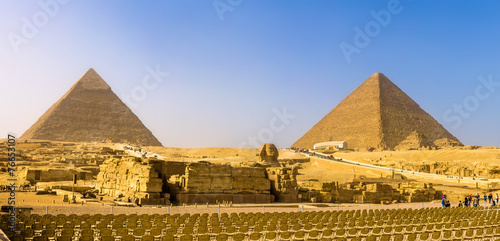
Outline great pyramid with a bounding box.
[292,73,462,150]
[21,68,163,146]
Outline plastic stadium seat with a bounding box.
[33,237,49,241]
[279,231,292,240]
[180,234,193,241]
[150,228,162,236]
[122,235,135,241]
[195,234,209,241]
[322,229,333,238]
[141,235,154,241]
[431,231,441,240]
[249,233,261,240]
[365,236,376,241]
[56,236,72,241]
[265,232,277,240]
[101,236,114,241]
[419,232,430,240]
[233,233,246,241]
[41,229,55,237]
[80,236,93,241]
[380,235,391,241]
[161,234,175,241]
[213,234,227,241]
[294,230,305,239]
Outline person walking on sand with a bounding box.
[488,193,493,203]
[496,193,499,204]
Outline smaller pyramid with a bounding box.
[21,68,163,146]
[394,131,432,151]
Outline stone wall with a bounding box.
[174,162,274,204]
[96,157,168,205]
[96,158,302,204]
[266,167,299,202]
[20,167,92,183]
[298,179,437,204]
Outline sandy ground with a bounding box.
[333,147,500,165]
[0,192,448,216]
[294,155,500,203]
[296,156,392,182]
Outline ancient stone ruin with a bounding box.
[259,143,280,167]
[298,178,438,204]
[95,156,300,205]
[172,162,274,204]
[96,157,168,205]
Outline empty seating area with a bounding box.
[2,206,500,240]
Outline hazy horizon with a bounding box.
[1,1,499,148]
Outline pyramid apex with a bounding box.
[369,72,388,79]
[74,68,110,91]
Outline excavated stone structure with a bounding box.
[96,157,168,205]
[174,162,274,204]
[96,157,300,204]
[298,179,438,204]
[266,167,299,202]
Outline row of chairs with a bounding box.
[2,206,500,240]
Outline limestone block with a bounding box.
[187,163,211,176]
[210,177,233,191]
[232,167,266,178]
[253,178,271,191]
[232,176,254,190]
[210,165,232,177]
[185,176,211,192]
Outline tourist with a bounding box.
[445,200,451,207]
[493,201,496,207]
[496,193,499,204]
[442,195,447,207]
[464,197,469,207]
[458,201,463,207]
[484,194,488,205]
[488,193,493,203]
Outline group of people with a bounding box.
[441,195,451,207]
[456,193,499,207]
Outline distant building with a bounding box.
[313,141,348,150]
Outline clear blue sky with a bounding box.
[1,1,499,148]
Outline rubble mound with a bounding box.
[434,138,463,148]
[395,130,433,150]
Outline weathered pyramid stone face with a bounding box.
[292,73,462,150]
[21,68,162,146]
